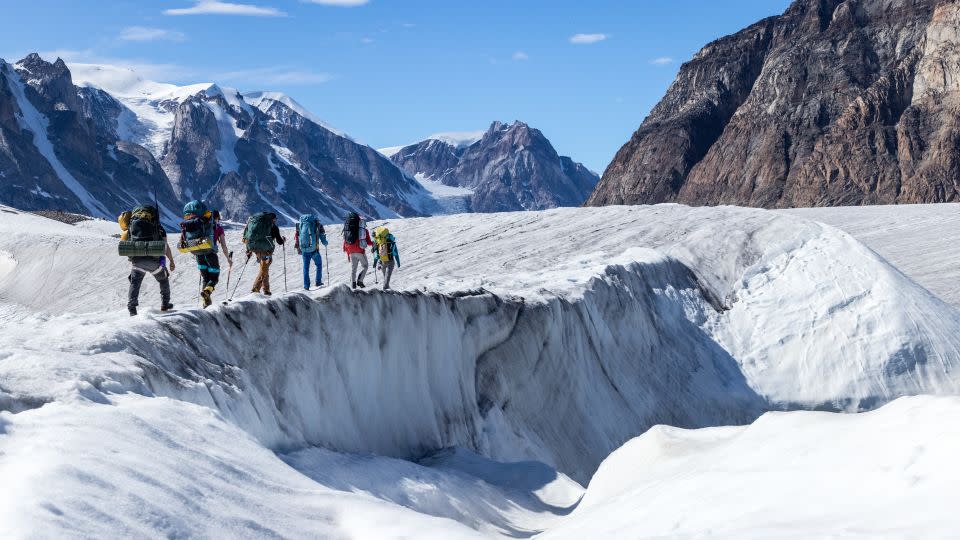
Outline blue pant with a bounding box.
[302,250,323,289]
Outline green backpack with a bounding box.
[244,212,275,252]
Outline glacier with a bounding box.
[1,203,960,537]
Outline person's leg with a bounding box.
[127,266,146,312]
[262,254,273,294]
[302,251,311,289]
[357,254,369,285]
[350,253,359,287]
[383,261,394,290]
[312,250,323,286]
[196,254,210,289]
[251,252,265,292]
[205,253,220,289]
[152,265,171,307]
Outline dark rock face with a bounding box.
[391,121,599,213]
[0,56,178,222]
[589,0,960,209]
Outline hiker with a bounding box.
[179,201,232,308]
[372,225,400,290]
[118,205,175,316]
[342,212,372,289]
[295,213,328,290]
[243,212,285,296]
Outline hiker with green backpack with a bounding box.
[177,200,232,308]
[294,214,328,290]
[117,204,176,316]
[243,212,285,296]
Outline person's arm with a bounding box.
[217,228,231,265]
[294,224,301,253]
[272,224,286,245]
[318,224,328,246]
[393,240,400,268]
[164,242,176,272]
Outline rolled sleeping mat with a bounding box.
[118,240,167,257]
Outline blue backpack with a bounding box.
[180,200,216,254]
[298,214,324,252]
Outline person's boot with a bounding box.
[352,281,357,289]
[200,286,214,308]
[160,303,174,312]
[263,289,272,296]
[128,306,137,317]
[357,281,365,288]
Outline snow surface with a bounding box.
[2,202,960,537]
[541,395,960,539]
[378,130,484,158]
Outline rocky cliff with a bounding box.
[588,0,960,208]
[389,122,599,213]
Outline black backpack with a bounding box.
[343,212,360,244]
[129,205,162,242]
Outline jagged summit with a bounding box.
[388,120,599,213]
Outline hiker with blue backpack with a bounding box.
[294,214,328,290]
[178,201,232,308]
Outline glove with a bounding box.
[296,247,301,255]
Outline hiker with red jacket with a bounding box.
[342,212,371,289]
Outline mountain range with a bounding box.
[0,53,597,226]
[588,0,960,209]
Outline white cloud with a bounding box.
[119,26,186,42]
[649,56,674,65]
[361,37,375,44]
[569,33,607,45]
[303,0,369,5]
[215,66,333,86]
[512,51,529,61]
[164,1,286,16]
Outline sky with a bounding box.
[1,0,792,173]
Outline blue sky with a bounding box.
[2,0,792,172]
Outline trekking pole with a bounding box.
[282,242,288,293]
[325,245,330,287]
[222,251,234,303]
[228,254,251,302]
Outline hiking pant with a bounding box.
[380,260,395,290]
[350,252,368,285]
[251,251,274,294]
[128,257,170,309]
[302,250,322,289]
[195,252,220,290]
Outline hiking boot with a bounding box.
[352,281,357,289]
[383,285,391,291]
[357,281,365,288]
[160,303,174,312]
[263,291,272,296]
[128,306,137,317]
[200,286,213,308]
[316,281,323,287]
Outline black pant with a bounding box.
[195,252,221,289]
[128,257,171,309]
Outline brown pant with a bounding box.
[251,251,274,293]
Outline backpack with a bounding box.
[343,212,360,245]
[374,227,394,263]
[129,205,162,242]
[179,200,215,254]
[118,205,165,257]
[298,214,323,252]
[245,212,275,252]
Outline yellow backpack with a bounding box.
[118,211,132,241]
[374,227,393,263]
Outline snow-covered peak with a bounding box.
[426,130,485,149]
[243,90,347,137]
